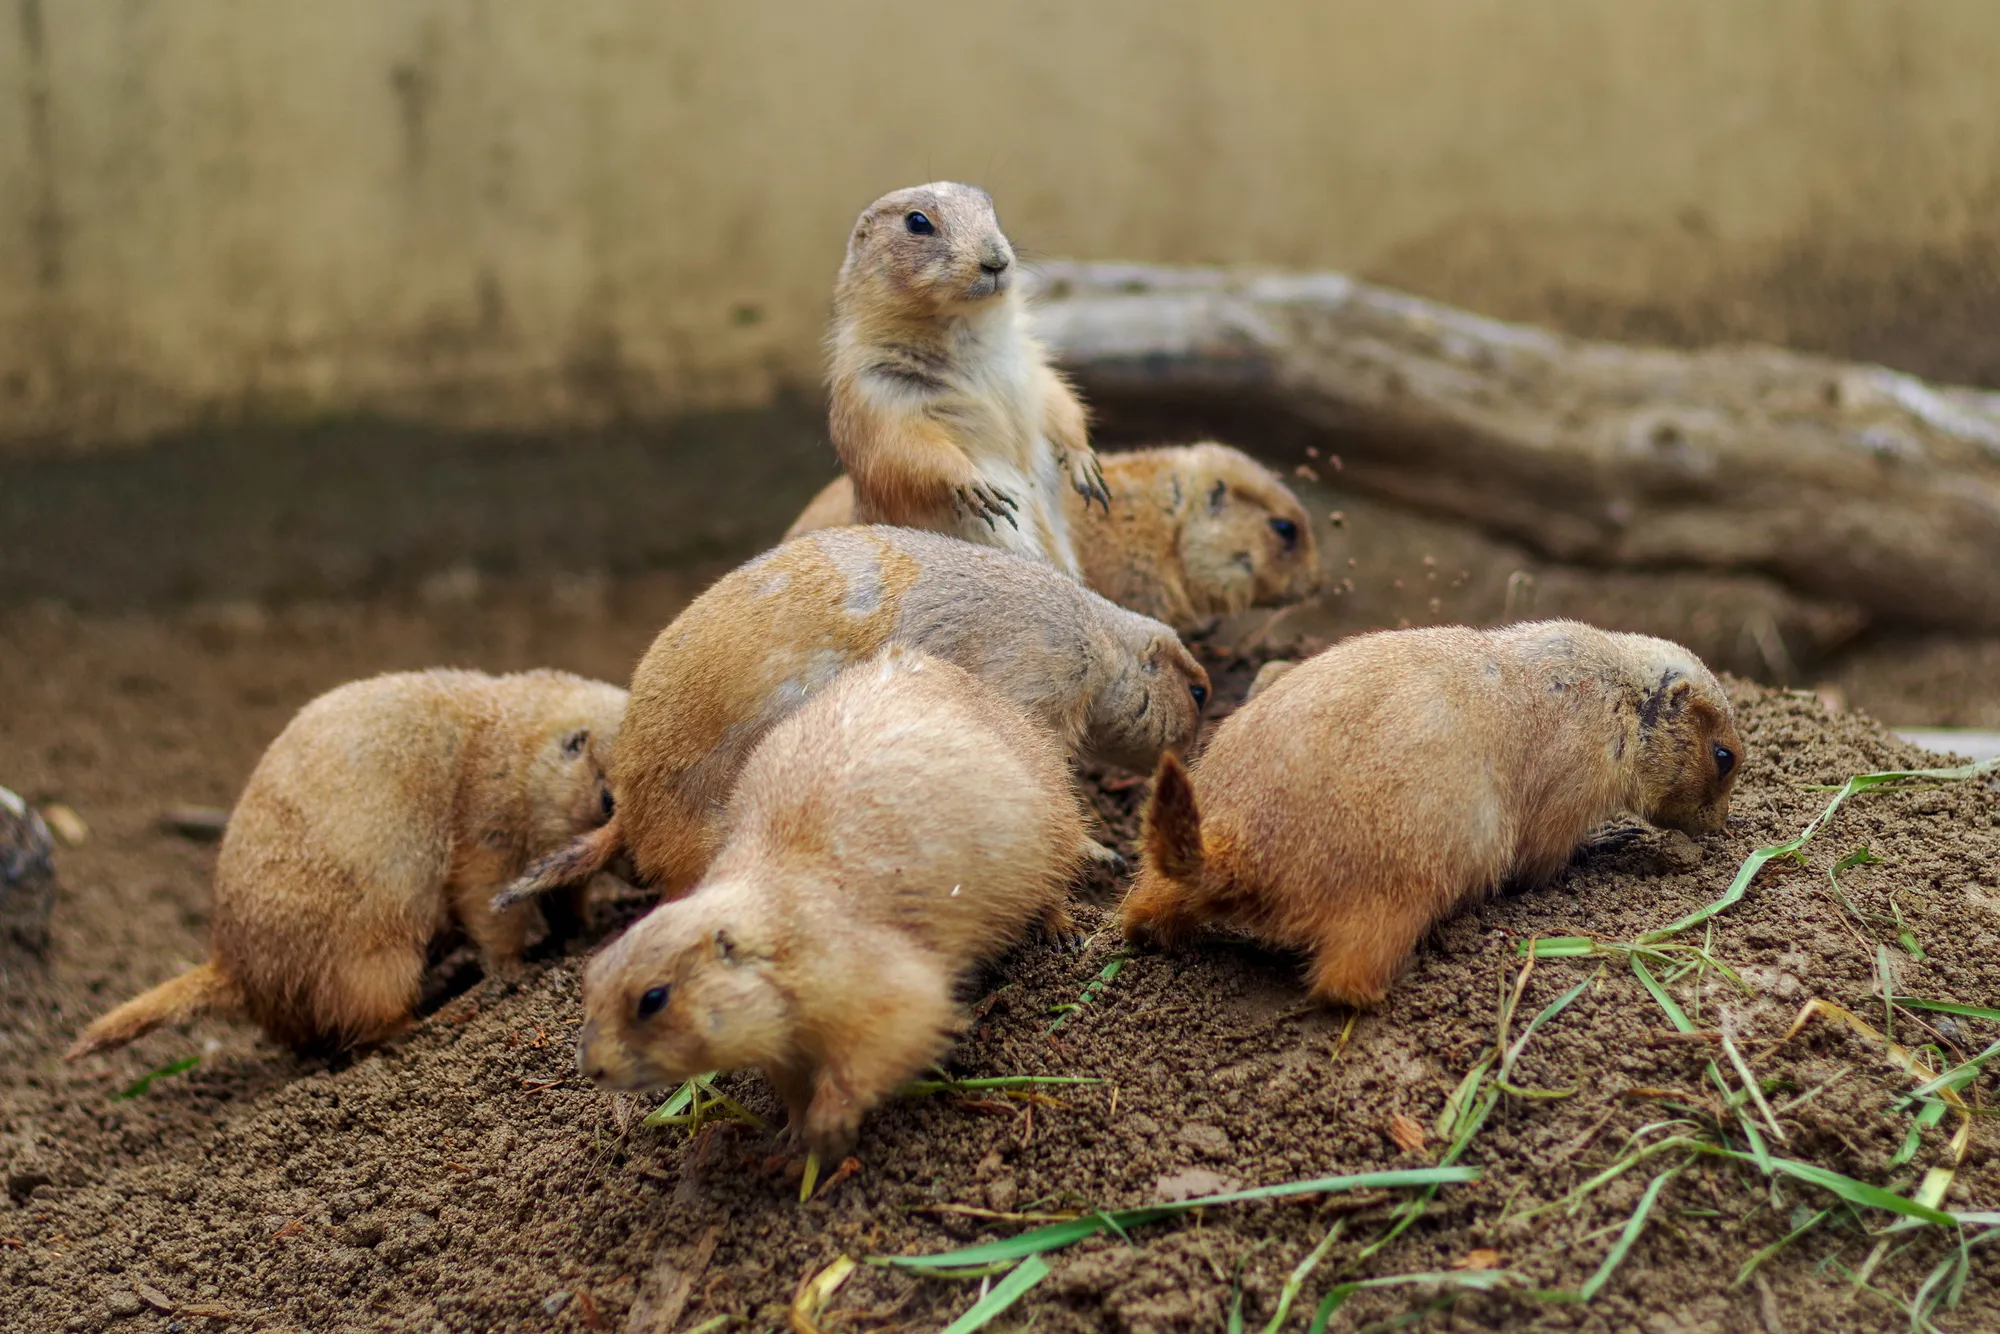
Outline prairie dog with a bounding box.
[498,526,1207,907]
[828,182,1106,574]
[67,670,625,1058]
[577,649,1091,1158]
[786,443,1321,635]
[1065,444,1321,633]
[1123,622,1744,1007]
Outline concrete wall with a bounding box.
[4,0,1998,452]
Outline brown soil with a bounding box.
[3,581,1998,1334]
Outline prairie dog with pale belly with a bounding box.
[67,670,624,1058]
[1123,622,1743,1006]
[828,181,1106,574]
[577,649,1092,1158]
[496,526,1206,909]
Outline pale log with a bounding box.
[1029,261,2000,634]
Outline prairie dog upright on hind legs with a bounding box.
[829,182,1106,574]
[577,649,1094,1159]
[1123,622,1745,1007]
[67,670,626,1058]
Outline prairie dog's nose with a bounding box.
[575,1023,602,1080]
[980,244,1011,274]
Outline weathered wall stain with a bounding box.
[2,1,1998,453]
[17,0,60,291]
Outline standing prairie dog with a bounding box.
[497,526,1207,909]
[1123,622,1744,1006]
[828,181,1106,575]
[577,649,1092,1158]
[67,670,626,1058]
[786,443,1322,635]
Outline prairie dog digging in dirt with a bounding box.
[828,181,1106,574]
[67,670,625,1058]
[1123,621,1743,1007]
[577,649,1094,1159]
[789,442,1323,636]
[496,525,1206,909]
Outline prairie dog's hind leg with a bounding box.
[1303,891,1436,1009]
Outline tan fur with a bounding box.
[1064,444,1322,633]
[1246,659,1297,701]
[1122,622,1745,1007]
[499,526,1207,907]
[786,444,1321,634]
[577,649,1091,1158]
[67,670,626,1058]
[827,182,1106,574]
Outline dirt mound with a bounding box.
[2,593,1996,1333]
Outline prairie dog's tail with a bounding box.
[1143,752,1206,881]
[65,961,241,1060]
[492,816,624,914]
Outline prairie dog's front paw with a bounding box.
[954,483,1020,529]
[1066,450,1110,511]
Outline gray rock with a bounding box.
[0,786,56,957]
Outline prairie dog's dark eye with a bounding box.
[600,788,615,819]
[1268,517,1299,548]
[1712,743,1736,780]
[905,211,935,235]
[1190,683,1208,710]
[561,729,589,758]
[636,986,669,1020]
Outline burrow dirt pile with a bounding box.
[1,590,1996,1334]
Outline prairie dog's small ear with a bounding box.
[560,728,590,758]
[714,929,737,963]
[1207,479,1228,515]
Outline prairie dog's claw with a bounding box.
[1084,839,1128,875]
[956,483,1020,530]
[1068,452,1111,512]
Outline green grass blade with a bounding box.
[1639,759,2000,946]
[1260,1221,1343,1334]
[887,1214,1160,1270]
[1306,1270,1523,1334]
[1524,937,1602,958]
[1577,1167,1676,1300]
[904,1075,1103,1096]
[1896,1038,2000,1107]
[112,1055,200,1100]
[1434,1055,1492,1142]
[1049,955,1127,1032]
[939,1256,1050,1334]
[1734,1208,1833,1288]
[642,1076,704,1126]
[1893,999,2000,1023]
[881,1169,1478,1270]
[1894,1101,1951,1168]
[1711,1154,1959,1227]
[679,1316,740,1334]
[1500,976,1591,1081]
[1147,1167,1480,1213]
[1631,955,1693,1033]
